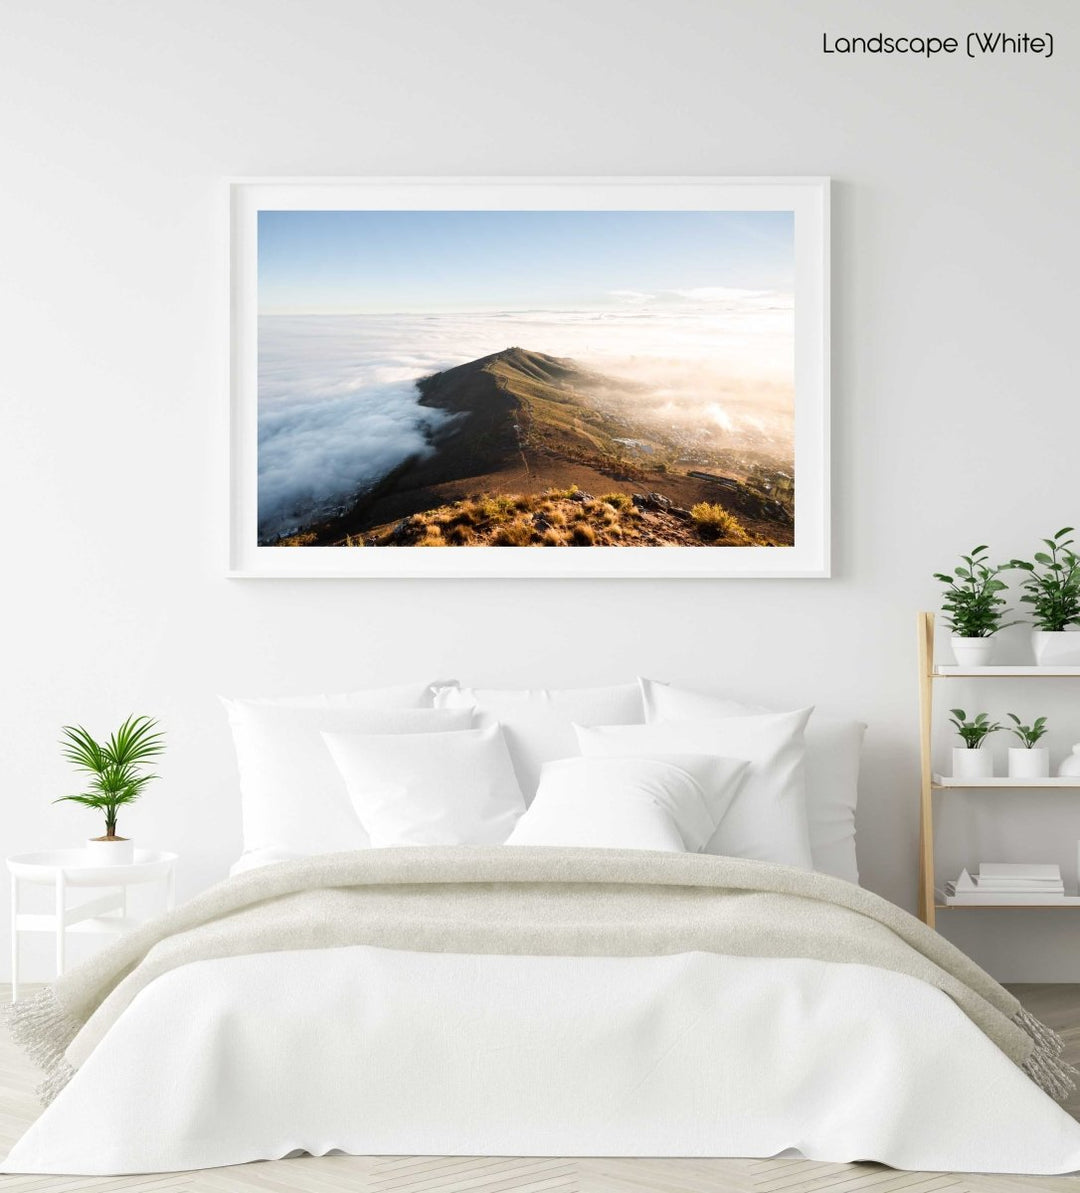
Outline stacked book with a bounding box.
[941,863,1071,905]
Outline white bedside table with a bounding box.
[8,849,177,1001]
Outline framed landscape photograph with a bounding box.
[229,177,829,577]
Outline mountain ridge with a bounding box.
[415,345,631,470]
[278,345,794,547]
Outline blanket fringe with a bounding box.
[35,1058,76,1107]
[1014,1006,1077,1101]
[3,987,80,1106]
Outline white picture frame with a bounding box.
[229,176,830,578]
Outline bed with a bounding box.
[5,679,1080,1177]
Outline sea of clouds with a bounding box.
[257,295,793,542]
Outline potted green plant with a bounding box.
[1006,714,1049,779]
[933,546,1016,667]
[949,709,1001,780]
[55,715,164,865]
[1009,528,1080,666]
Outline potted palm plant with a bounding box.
[934,545,1016,667]
[1006,714,1050,779]
[55,715,165,865]
[949,709,1001,780]
[1009,528,1080,665]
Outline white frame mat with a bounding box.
[228,177,830,578]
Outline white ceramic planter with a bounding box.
[1008,747,1050,779]
[84,837,134,866]
[1032,629,1080,666]
[951,636,994,667]
[953,747,994,780]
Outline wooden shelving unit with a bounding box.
[917,611,1080,927]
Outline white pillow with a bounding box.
[324,724,526,847]
[237,681,447,709]
[433,683,645,799]
[505,755,749,852]
[222,700,473,856]
[229,846,307,876]
[639,678,865,883]
[575,708,813,868]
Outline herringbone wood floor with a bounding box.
[1,984,1078,1193]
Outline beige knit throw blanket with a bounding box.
[8,846,1076,1105]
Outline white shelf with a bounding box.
[933,774,1080,789]
[933,665,1080,677]
[936,898,1080,909]
[14,913,143,934]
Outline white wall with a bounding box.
[2,0,1078,981]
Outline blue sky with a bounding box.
[257,210,794,314]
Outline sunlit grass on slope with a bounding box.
[331,487,763,548]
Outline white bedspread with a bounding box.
[6,946,1080,1176]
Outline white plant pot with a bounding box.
[1032,629,1080,666]
[953,747,994,780]
[951,636,994,667]
[84,837,134,866]
[1008,747,1050,779]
